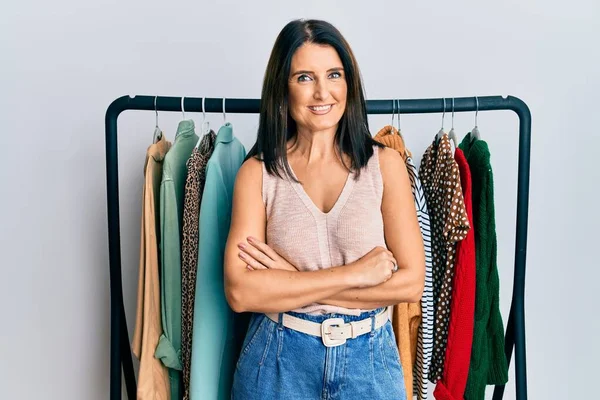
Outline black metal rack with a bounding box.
[105,94,531,400]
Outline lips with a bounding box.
[308,104,333,114]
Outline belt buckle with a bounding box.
[321,317,346,347]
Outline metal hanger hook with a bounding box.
[391,99,396,130]
[181,97,186,120]
[475,96,479,127]
[452,98,455,130]
[154,96,159,127]
[223,98,227,123]
[397,99,401,132]
[201,97,211,135]
[441,98,446,129]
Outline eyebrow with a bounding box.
[290,67,344,77]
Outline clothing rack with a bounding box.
[105,94,531,400]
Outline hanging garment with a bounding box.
[374,126,432,400]
[434,147,476,400]
[132,136,172,400]
[374,125,412,160]
[180,131,217,400]
[262,144,386,316]
[405,155,434,400]
[189,123,247,400]
[459,133,509,399]
[155,120,199,400]
[419,133,470,383]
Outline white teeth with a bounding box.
[309,105,332,111]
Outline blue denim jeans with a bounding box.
[231,308,406,400]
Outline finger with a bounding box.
[378,246,391,254]
[239,243,273,268]
[391,257,398,272]
[247,237,280,261]
[384,251,396,263]
[239,251,267,270]
[380,252,396,267]
[378,248,392,258]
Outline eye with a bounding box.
[297,74,312,82]
[329,71,342,79]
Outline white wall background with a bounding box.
[1,0,598,399]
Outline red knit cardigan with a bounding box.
[434,148,476,400]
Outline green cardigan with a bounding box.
[156,120,199,400]
[459,133,509,399]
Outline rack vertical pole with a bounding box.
[492,98,531,400]
[105,102,137,400]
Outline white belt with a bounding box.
[265,307,390,347]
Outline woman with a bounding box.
[224,19,425,400]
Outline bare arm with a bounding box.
[320,147,426,308]
[224,157,393,314]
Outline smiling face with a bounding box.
[287,42,347,135]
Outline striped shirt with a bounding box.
[406,156,434,400]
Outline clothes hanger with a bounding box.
[390,99,397,134]
[195,97,206,148]
[374,101,398,141]
[195,97,213,149]
[471,96,481,142]
[152,96,163,143]
[175,96,186,139]
[202,97,211,135]
[396,99,404,136]
[396,99,410,159]
[447,97,458,154]
[435,98,447,141]
[221,97,234,131]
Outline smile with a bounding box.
[307,104,333,114]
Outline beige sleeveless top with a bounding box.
[262,145,387,315]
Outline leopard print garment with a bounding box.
[419,133,470,383]
[181,130,217,400]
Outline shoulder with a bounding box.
[376,145,401,163]
[232,156,265,210]
[235,156,263,186]
[376,146,405,187]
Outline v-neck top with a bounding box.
[262,145,387,315]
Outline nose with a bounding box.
[313,78,331,102]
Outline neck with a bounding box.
[289,125,339,163]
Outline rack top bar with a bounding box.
[106,95,530,120]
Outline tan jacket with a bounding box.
[374,126,420,399]
[132,136,171,400]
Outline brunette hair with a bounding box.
[245,19,382,181]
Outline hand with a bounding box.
[349,246,397,288]
[238,237,299,272]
